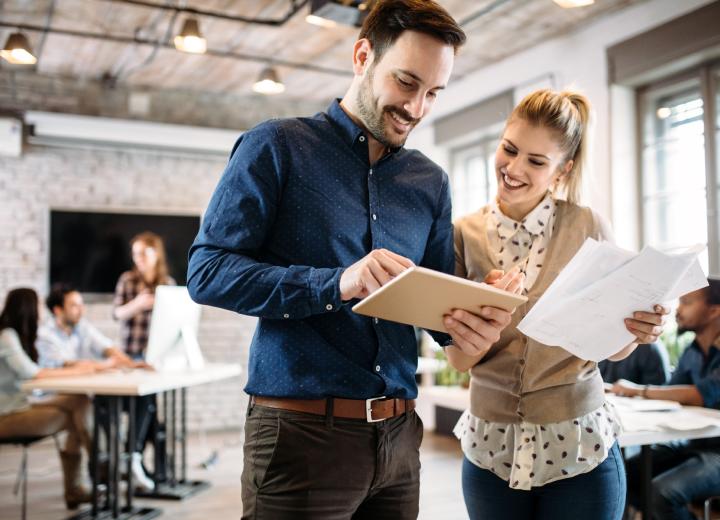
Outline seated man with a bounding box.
[599,342,670,385]
[37,283,156,492]
[614,278,720,520]
[37,283,132,369]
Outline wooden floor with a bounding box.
[0,430,467,520]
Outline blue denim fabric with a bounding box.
[462,443,626,520]
[626,441,720,520]
[188,100,454,400]
[669,341,720,409]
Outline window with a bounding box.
[638,63,720,274]
[449,137,498,218]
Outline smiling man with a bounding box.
[187,1,516,518]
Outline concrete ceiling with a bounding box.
[0,0,650,103]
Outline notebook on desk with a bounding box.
[352,266,527,333]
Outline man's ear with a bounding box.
[352,38,374,75]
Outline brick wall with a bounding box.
[0,143,257,431]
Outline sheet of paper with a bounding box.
[619,409,720,432]
[518,239,707,361]
[607,395,681,412]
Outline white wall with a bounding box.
[0,144,254,431]
[408,0,714,249]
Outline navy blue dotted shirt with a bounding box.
[188,100,453,399]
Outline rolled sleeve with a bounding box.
[80,320,114,359]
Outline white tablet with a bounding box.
[352,266,528,333]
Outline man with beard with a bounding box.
[614,278,720,520]
[187,1,518,517]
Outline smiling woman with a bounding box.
[445,88,671,520]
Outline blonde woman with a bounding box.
[444,89,668,519]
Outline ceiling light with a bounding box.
[174,18,207,54]
[553,0,595,7]
[305,14,338,28]
[1,32,38,65]
[306,0,371,28]
[253,67,285,95]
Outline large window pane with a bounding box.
[641,81,708,270]
[450,138,498,218]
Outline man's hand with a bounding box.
[340,249,414,301]
[443,307,512,356]
[484,267,525,294]
[611,379,644,397]
[624,304,670,344]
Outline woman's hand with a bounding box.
[484,267,525,295]
[624,304,670,344]
[444,307,512,357]
[133,292,155,312]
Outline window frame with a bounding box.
[636,59,720,274]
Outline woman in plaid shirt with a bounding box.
[113,231,175,358]
[112,231,175,492]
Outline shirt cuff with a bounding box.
[309,267,344,314]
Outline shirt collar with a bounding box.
[325,99,403,157]
[491,193,555,240]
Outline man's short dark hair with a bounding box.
[46,283,77,312]
[706,277,720,306]
[359,0,466,63]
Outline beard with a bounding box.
[356,66,418,149]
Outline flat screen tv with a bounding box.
[50,210,201,293]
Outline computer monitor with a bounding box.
[145,286,204,372]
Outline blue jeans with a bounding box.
[626,442,720,520]
[462,442,626,520]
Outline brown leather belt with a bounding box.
[251,396,415,422]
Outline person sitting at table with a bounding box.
[37,283,133,369]
[0,287,98,509]
[599,342,670,385]
[36,283,155,492]
[614,277,720,520]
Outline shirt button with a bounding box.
[375,365,381,372]
[374,318,379,324]
[283,313,290,319]
[369,168,373,175]
[325,304,333,311]
[359,135,366,142]
[372,214,377,221]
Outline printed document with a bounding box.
[517,239,707,361]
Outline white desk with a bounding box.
[21,363,242,396]
[22,363,242,520]
[612,395,720,520]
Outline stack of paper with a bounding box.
[518,239,707,361]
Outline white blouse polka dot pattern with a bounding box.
[454,402,621,490]
[489,192,555,293]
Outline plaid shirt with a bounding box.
[113,270,175,357]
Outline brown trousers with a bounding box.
[241,403,423,520]
[0,394,92,454]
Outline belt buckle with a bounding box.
[366,396,387,423]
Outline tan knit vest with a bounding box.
[454,201,614,424]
